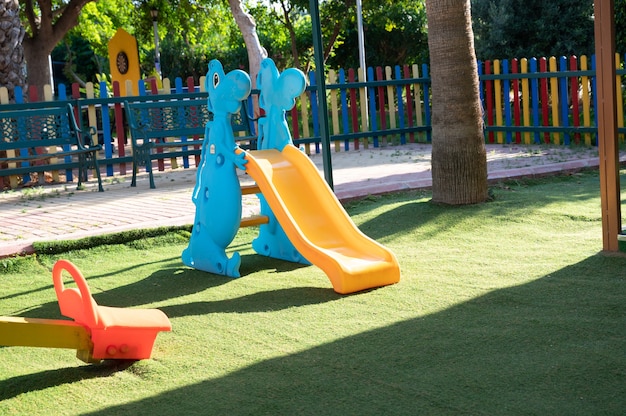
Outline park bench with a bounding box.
[124,96,257,189]
[0,101,104,192]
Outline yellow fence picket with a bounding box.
[494,60,503,144]
[520,58,531,144]
[385,66,397,138]
[412,64,424,142]
[581,55,592,146]
[328,70,341,152]
[549,56,560,144]
[358,67,369,149]
[0,87,19,188]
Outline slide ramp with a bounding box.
[240,145,400,294]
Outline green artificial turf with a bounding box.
[1,170,625,415]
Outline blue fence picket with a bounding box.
[559,56,570,145]
[12,86,31,184]
[99,82,114,176]
[502,59,512,144]
[422,63,432,142]
[339,69,350,151]
[530,58,541,144]
[367,66,378,147]
[395,65,406,145]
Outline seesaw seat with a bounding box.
[53,259,171,360]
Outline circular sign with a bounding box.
[116,51,129,74]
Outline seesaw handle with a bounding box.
[52,259,100,328]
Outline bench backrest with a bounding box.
[124,98,255,140]
[125,99,210,139]
[0,102,83,151]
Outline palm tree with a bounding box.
[426,0,488,205]
[0,0,26,101]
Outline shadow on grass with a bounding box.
[0,256,181,302]
[160,286,341,317]
[0,360,134,401]
[352,172,603,241]
[4,253,623,414]
[15,253,319,321]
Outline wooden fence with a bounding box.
[1,54,625,188]
[479,54,626,146]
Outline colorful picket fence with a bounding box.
[479,54,626,146]
[1,55,626,189]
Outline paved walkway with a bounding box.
[0,143,613,258]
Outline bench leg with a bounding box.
[90,152,104,192]
[77,154,86,190]
[148,162,156,189]
[131,147,155,189]
[131,159,138,187]
[77,152,104,192]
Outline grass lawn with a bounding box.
[1,170,625,415]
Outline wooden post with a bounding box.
[594,0,621,251]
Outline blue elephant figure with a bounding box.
[250,58,310,265]
[256,58,307,151]
[182,60,251,277]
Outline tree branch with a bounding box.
[51,0,93,44]
[23,0,39,36]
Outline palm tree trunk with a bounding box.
[426,0,488,205]
[0,0,26,101]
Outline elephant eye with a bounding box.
[213,73,220,88]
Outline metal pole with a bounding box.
[356,0,368,128]
[309,0,333,189]
[151,9,161,79]
[356,0,366,77]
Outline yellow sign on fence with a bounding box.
[108,28,141,96]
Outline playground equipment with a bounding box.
[0,259,171,363]
[184,58,400,294]
[181,60,252,276]
[252,58,310,265]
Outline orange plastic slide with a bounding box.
[239,145,400,294]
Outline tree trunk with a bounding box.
[23,39,52,95]
[22,0,92,96]
[0,0,26,101]
[426,0,488,205]
[228,0,267,88]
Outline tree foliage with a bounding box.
[48,0,430,87]
[471,0,595,60]
[616,0,626,55]
[250,0,428,72]
[328,0,428,68]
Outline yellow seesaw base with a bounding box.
[0,316,96,363]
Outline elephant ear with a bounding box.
[276,68,307,111]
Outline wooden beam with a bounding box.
[0,316,93,361]
[240,215,269,227]
[594,0,621,251]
